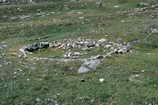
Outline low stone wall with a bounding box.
[0,0,33,3]
[19,39,132,73]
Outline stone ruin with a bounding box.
[19,39,132,57]
[19,38,132,73]
[0,0,33,3]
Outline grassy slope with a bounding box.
[0,0,158,105]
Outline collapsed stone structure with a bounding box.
[0,0,33,3]
[19,39,132,73]
[19,39,132,57]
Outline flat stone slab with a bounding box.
[78,59,101,73]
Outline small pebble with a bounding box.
[99,78,104,83]
[114,5,119,8]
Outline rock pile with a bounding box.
[121,4,158,17]
[49,39,97,49]
[78,42,132,73]
[145,24,158,34]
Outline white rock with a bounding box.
[114,5,119,8]
[99,78,104,83]
[78,66,90,73]
[78,59,101,73]
[73,52,81,56]
[121,20,125,23]
[79,16,84,19]
[135,74,139,77]
[19,47,27,57]
[77,11,83,15]
[151,28,158,34]
[105,44,112,48]
[98,38,107,43]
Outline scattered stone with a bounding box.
[141,70,145,72]
[77,11,83,15]
[129,74,142,83]
[35,98,59,105]
[78,42,132,73]
[137,2,149,7]
[90,55,104,60]
[17,8,23,12]
[114,5,119,8]
[64,52,81,59]
[96,0,103,8]
[4,61,11,65]
[0,44,7,49]
[19,15,31,19]
[26,78,30,81]
[145,24,158,34]
[19,42,49,57]
[151,28,158,34]
[46,98,57,103]
[99,78,104,83]
[105,44,112,48]
[35,98,42,102]
[121,4,158,17]
[87,43,95,48]
[78,16,84,19]
[10,16,18,20]
[50,11,55,14]
[98,38,107,43]
[17,68,23,72]
[116,47,129,54]
[121,20,125,23]
[132,40,141,44]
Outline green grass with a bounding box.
[0,0,158,105]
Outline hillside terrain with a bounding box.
[0,0,158,105]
